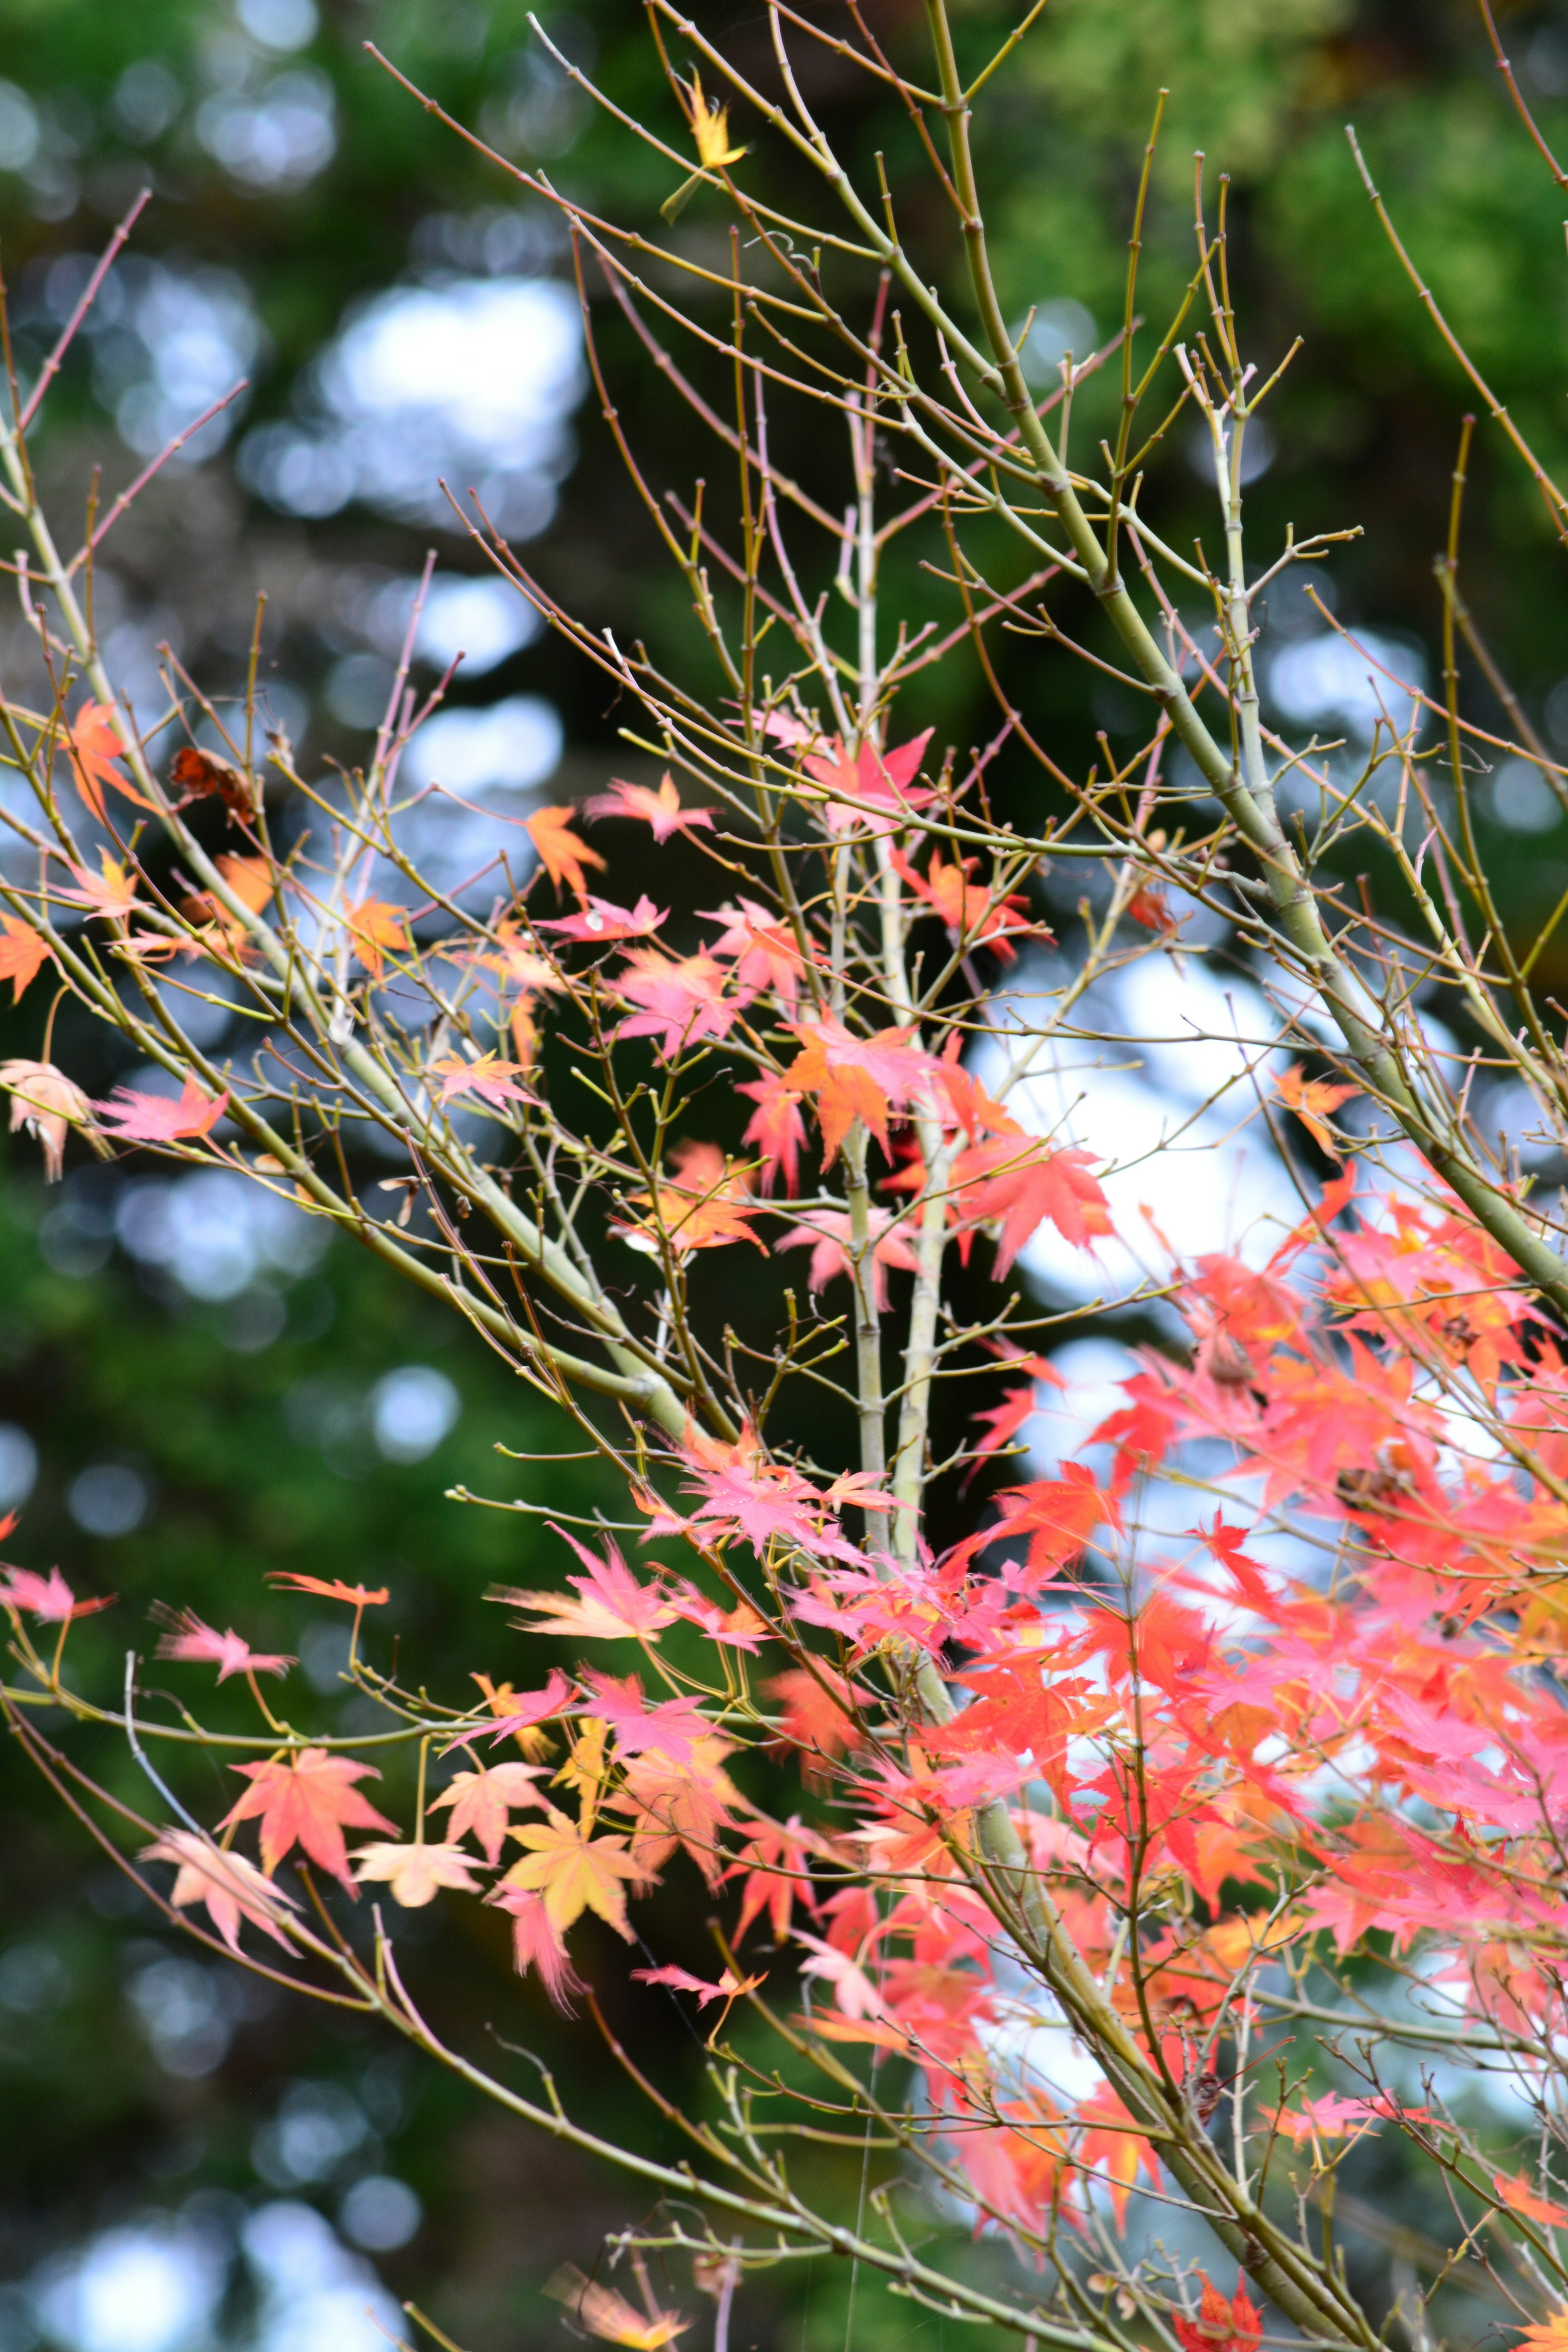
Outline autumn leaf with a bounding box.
[802,727,935,832]
[1172,2278,1260,2352]
[347,898,409,982]
[443,1666,575,1755]
[267,1573,390,1607]
[168,742,254,819]
[686,70,747,169]
[546,2265,691,2352]
[526,806,605,904]
[1493,2169,1568,2227]
[2,1566,115,1623]
[65,700,153,819]
[429,1760,549,1865]
[1273,1063,1359,1156]
[152,1605,293,1682]
[0,919,52,1005]
[0,1059,99,1182]
[496,1527,676,1642]
[586,774,715,841]
[738,1068,808,1194]
[350,1839,486,1907]
[778,1206,917,1310]
[779,1018,936,1164]
[501,1807,643,1938]
[490,1884,584,2009]
[426,1049,533,1109]
[1519,2317,1568,2352]
[702,898,807,1006]
[182,853,276,938]
[661,71,749,222]
[97,1076,229,1145]
[952,1136,1112,1271]
[615,948,743,1059]
[631,1961,764,2009]
[220,1746,397,1886]
[537,894,667,947]
[622,1140,765,1255]
[61,851,139,923]
[141,1828,301,1956]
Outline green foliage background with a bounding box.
[0,0,1563,2344]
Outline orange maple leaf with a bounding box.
[1273,1064,1359,1157]
[0,918,52,1004]
[1493,2168,1568,2227]
[64,700,153,820]
[526,806,606,904]
[347,898,409,981]
[501,1806,643,1937]
[779,1018,935,1164]
[219,1745,397,1886]
[267,1572,390,1607]
[623,1139,765,1254]
[1519,2318,1568,2352]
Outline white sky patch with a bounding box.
[241,276,584,532]
[977,952,1301,1305]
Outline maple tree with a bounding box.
[6,9,1568,2352]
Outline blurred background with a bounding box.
[0,0,1564,2346]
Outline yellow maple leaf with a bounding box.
[686,71,746,169]
[502,1805,641,1938]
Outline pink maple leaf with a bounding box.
[615,950,746,1060]
[98,1076,228,1143]
[583,1670,711,1766]
[2,1565,116,1623]
[152,1605,294,1682]
[535,894,667,944]
[778,1207,918,1312]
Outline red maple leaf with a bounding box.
[777,1207,918,1310]
[802,727,935,832]
[1172,2278,1261,2352]
[486,1883,585,2011]
[220,1746,397,1886]
[426,1050,533,1108]
[889,846,1036,961]
[738,1068,808,1194]
[586,773,715,841]
[97,1076,229,1144]
[953,1137,1111,1271]
[496,1527,676,1642]
[764,1664,860,1782]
